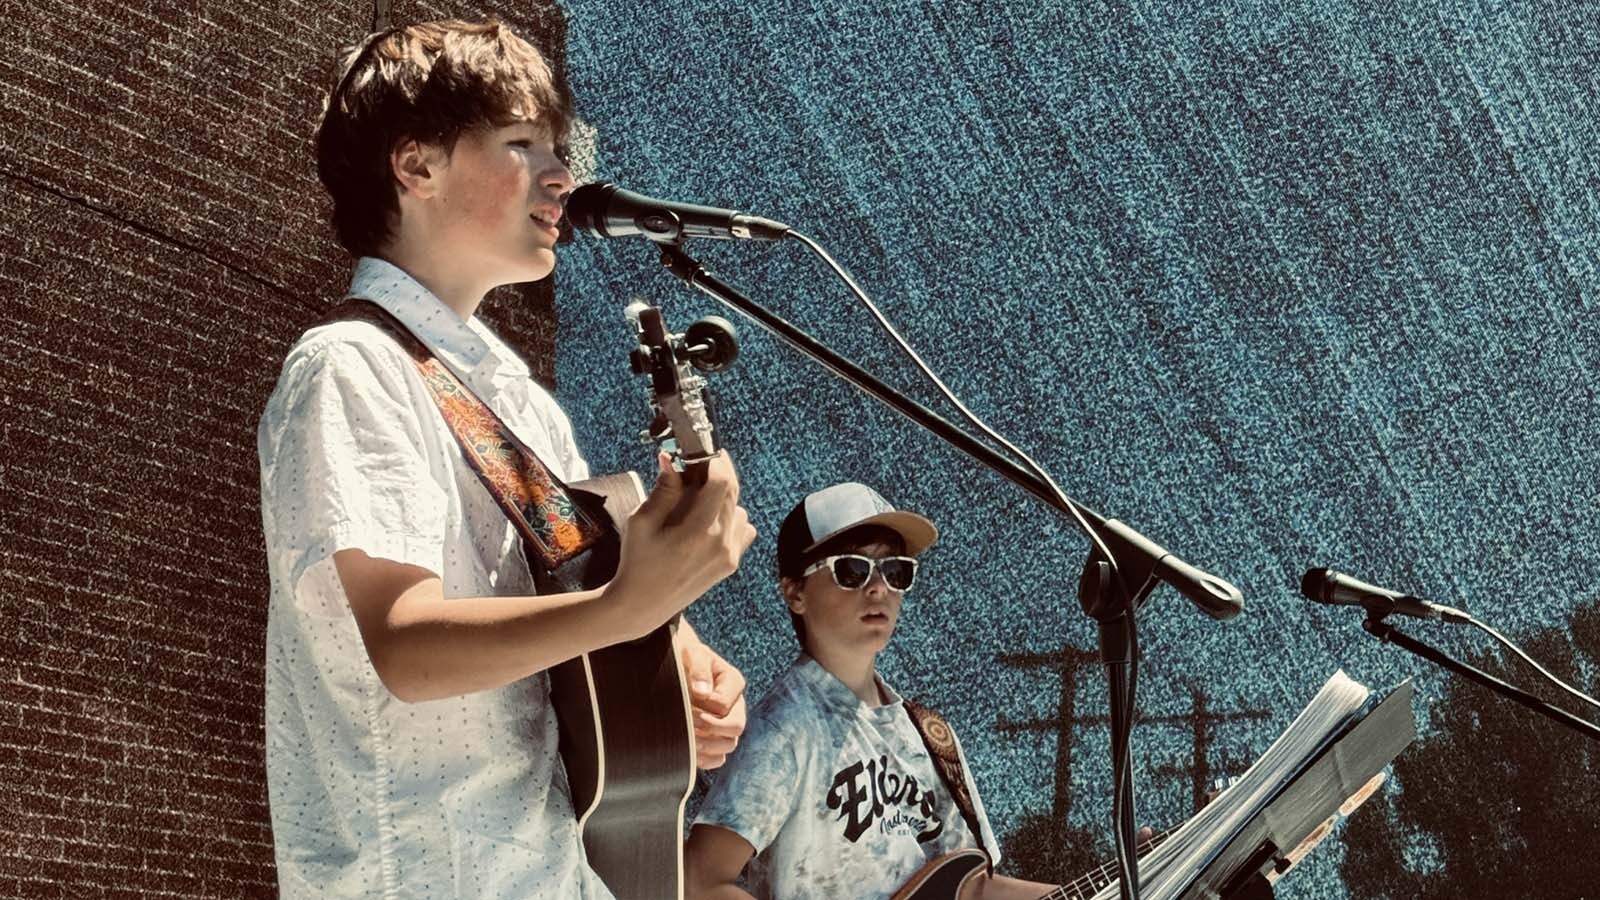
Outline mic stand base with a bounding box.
[1361,615,1600,742]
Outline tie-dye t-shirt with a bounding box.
[693,656,999,899]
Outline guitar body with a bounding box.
[548,472,698,900]
[551,625,695,900]
[891,849,989,900]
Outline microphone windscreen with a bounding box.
[1300,567,1329,602]
[563,182,617,235]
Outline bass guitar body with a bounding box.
[548,472,697,900]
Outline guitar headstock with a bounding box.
[626,300,739,484]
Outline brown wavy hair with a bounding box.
[314,19,572,257]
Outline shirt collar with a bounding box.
[345,257,528,381]
[794,654,903,715]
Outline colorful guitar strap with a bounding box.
[322,302,996,871]
[320,299,612,582]
[903,698,997,871]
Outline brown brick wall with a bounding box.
[0,2,570,895]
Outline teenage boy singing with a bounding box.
[258,20,753,898]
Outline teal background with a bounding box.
[549,2,1600,896]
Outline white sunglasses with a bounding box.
[802,554,919,592]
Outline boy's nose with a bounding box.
[546,157,576,196]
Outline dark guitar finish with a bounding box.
[551,623,694,900]
[890,849,989,900]
[548,303,735,900]
[547,473,696,900]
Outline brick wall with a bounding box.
[0,2,570,895]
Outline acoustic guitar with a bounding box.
[548,302,738,900]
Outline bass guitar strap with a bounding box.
[903,698,997,872]
[318,299,616,587]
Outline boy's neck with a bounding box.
[810,647,884,706]
[377,245,489,321]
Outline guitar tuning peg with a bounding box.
[623,299,650,328]
[683,316,739,372]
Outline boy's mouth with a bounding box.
[861,610,890,624]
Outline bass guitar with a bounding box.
[890,832,1174,900]
[891,773,1384,900]
[548,302,738,900]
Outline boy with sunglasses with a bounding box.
[684,483,1059,899]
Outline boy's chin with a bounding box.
[478,255,556,290]
[519,249,557,281]
[860,627,896,653]
[816,629,893,659]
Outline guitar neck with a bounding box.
[678,456,712,487]
[1047,827,1175,900]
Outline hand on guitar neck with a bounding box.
[548,424,751,900]
[636,450,751,771]
[602,450,756,641]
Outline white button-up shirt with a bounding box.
[258,258,612,899]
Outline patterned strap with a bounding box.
[903,698,995,871]
[321,299,607,572]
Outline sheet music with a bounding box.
[1088,670,1376,900]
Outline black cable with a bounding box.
[782,230,1127,587]
[784,228,1148,898]
[1465,615,1600,714]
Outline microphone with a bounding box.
[564,182,790,243]
[1085,513,1244,620]
[1300,567,1470,623]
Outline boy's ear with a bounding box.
[391,138,447,198]
[779,577,804,614]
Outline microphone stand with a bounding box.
[1081,560,1146,900]
[1361,614,1600,742]
[657,242,1135,553]
[651,240,1222,899]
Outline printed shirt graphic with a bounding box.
[694,656,999,900]
[257,258,612,899]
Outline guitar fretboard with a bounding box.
[1048,828,1174,900]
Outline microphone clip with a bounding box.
[1080,558,1139,665]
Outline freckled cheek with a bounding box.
[458,167,530,228]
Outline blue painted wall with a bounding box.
[551,2,1600,896]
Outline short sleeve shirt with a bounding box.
[257,257,611,899]
[693,656,1000,900]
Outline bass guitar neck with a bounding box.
[892,830,1176,900]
